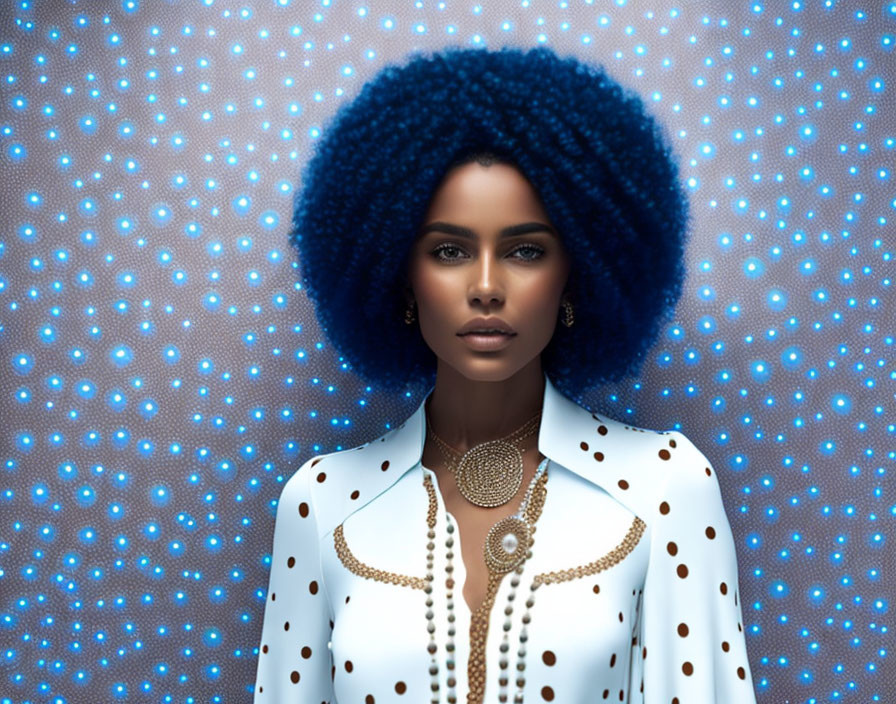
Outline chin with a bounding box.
[443,358,532,384]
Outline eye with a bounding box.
[432,243,468,261]
[511,244,546,261]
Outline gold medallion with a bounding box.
[455,439,524,508]
[483,515,530,573]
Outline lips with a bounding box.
[458,330,516,351]
[457,317,517,335]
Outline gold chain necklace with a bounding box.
[426,409,542,508]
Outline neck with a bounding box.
[424,359,546,451]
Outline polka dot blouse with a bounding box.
[253,373,756,703]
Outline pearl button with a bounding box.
[502,532,519,554]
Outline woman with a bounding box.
[253,46,756,703]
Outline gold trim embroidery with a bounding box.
[332,476,439,590]
[532,515,646,588]
[467,468,550,704]
[333,524,427,589]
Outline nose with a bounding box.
[467,249,504,307]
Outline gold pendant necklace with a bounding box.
[426,409,542,508]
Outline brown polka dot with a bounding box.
[609,652,617,667]
[365,696,375,704]
[738,622,743,632]
[720,581,728,595]
[659,501,670,515]
[602,690,609,699]
[705,526,716,539]
[593,451,605,462]
[592,584,600,594]
[722,641,730,652]
[617,479,629,490]
[283,621,290,631]
[542,650,556,666]
[618,611,624,622]
[316,472,326,483]
[541,686,554,701]
[642,646,647,659]
[618,691,624,701]
[298,502,309,518]
[290,670,300,684]
[682,661,694,676]
[676,564,689,578]
[598,424,608,435]
[301,646,312,659]
[705,466,712,476]
[287,556,295,568]
[381,460,389,471]
[737,666,746,680]
[669,438,677,448]
[672,699,679,704]
[311,457,323,467]
[345,595,350,604]
[262,644,269,653]
[258,686,263,693]
[580,441,589,451]
[344,660,353,673]
[666,541,678,556]
[309,580,319,595]
[350,489,360,500]
[677,623,689,637]
[658,449,671,460]
[271,592,276,601]
[395,681,407,694]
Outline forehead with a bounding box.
[423,162,550,221]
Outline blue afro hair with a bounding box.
[291,45,690,401]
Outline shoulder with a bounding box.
[273,452,327,527]
[637,427,730,527]
[599,422,731,540]
[622,424,722,505]
[570,410,719,519]
[279,422,416,539]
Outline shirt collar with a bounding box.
[313,371,640,537]
[404,370,606,476]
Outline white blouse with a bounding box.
[253,373,757,703]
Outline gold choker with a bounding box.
[426,409,542,508]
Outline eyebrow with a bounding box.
[417,221,557,240]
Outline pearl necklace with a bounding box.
[424,457,550,704]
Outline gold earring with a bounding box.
[404,301,416,325]
[561,300,574,328]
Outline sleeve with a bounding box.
[627,431,757,703]
[253,454,335,702]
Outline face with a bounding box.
[406,161,571,383]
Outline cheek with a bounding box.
[411,265,457,313]
[411,282,459,343]
[517,277,565,321]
